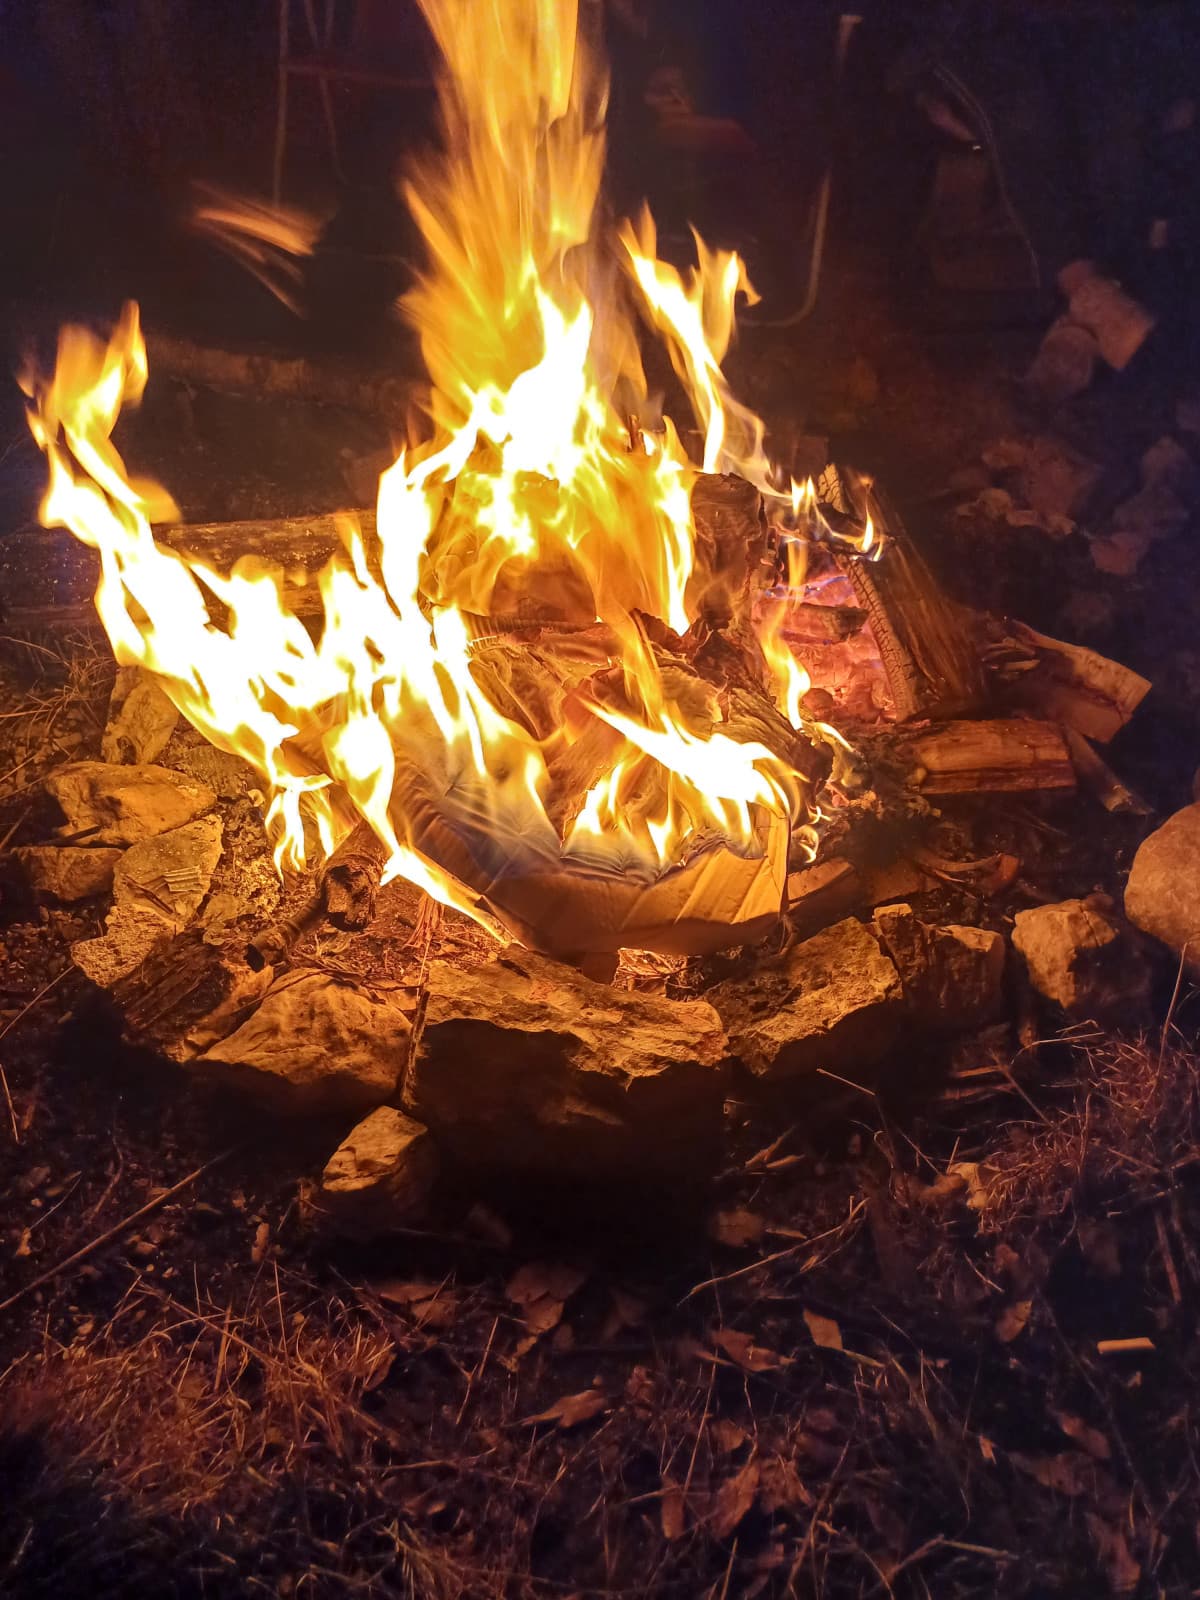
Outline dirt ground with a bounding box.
[4,170,1200,1600]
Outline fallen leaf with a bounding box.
[1053,1410,1111,1462]
[978,1435,998,1464]
[710,1419,748,1456]
[660,1475,686,1540]
[374,1278,446,1306]
[708,1208,766,1248]
[625,1366,656,1410]
[803,1308,843,1352]
[505,1261,587,1335]
[758,1456,813,1512]
[709,1460,759,1541]
[713,1328,791,1373]
[1085,1512,1141,1596]
[1011,1451,1096,1497]
[602,1287,647,1339]
[522,1388,607,1430]
[995,1299,1032,1343]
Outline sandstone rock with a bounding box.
[199,970,410,1114]
[320,1106,438,1232]
[71,815,224,987]
[405,949,729,1179]
[1012,898,1150,1019]
[46,761,215,845]
[14,845,122,902]
[1125,805,1200,976]
[101,666,180,764]
[874,904,1005,1031]
[707,917,903,1081]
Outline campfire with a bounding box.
[21,0,894,963]
[9,0,1167,1183]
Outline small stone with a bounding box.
[707,917,903,1080]
[1125,804,1200,977]
[1140,435,1194,496]
[1111,482,1189,546]
[406,949,729,1179]
[321,1106,438,1233]
[199,971,410,1114]
[14,845,122,902]
[1012,898,1150,1019]
[1090,530,1152,577]
[71,815,224,987]
[101,667,179,765]
[874,904,1005,1031]
[46,761,215,846]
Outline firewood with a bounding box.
[990,621,1151,744]
[836,480,984,721]
[688,472,767,631]
[898,718,1075,796]
[145,330,417,421]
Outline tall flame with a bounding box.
[22,0,842,952]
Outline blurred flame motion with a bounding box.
[22,0,878,951]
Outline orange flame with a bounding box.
[22,0,849,953]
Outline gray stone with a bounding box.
[101,667,180,765]
[405,949,729,1179]
[874,904,1006,1031]
[199,971,410,1114]
[707,917,903,1080]
[1012,898,1150,1018]
[320,1107,438,1232]
[1125,805,1200,977]
[46,761,215,846]
[71,815,224,987]
[15,845,122,902]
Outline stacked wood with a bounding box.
[836,478,985,721]
[898,718,1075,796]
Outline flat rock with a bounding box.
[71,815,224,987]
[405,949,729,1180]
[1012,898,1150,1018]
[46,761,215,846]
[874,904,1005,1031]
[15,845,122,902]
[1125,805,1200,976]
[101,666,180,765]
[199,970,410,1114]
[320,1106,438,1233]
[707,917,903,1080]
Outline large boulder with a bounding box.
[45,761,215,846]
[405,949,729,1180]
[320,1106,438,1233]
[707,917,903,1081]
[1012,898,1150,1018]
[1125,805,1200,977]
[874,904,1006,1031]
[199,970,410,1115]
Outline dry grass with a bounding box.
[3,1028,1200,1598]
[0,1275,458,1600]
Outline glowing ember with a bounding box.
[20,0,877,955]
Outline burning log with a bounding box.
[247,819,390,971]
[898,718,1075,796]
[835,479,985,721]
